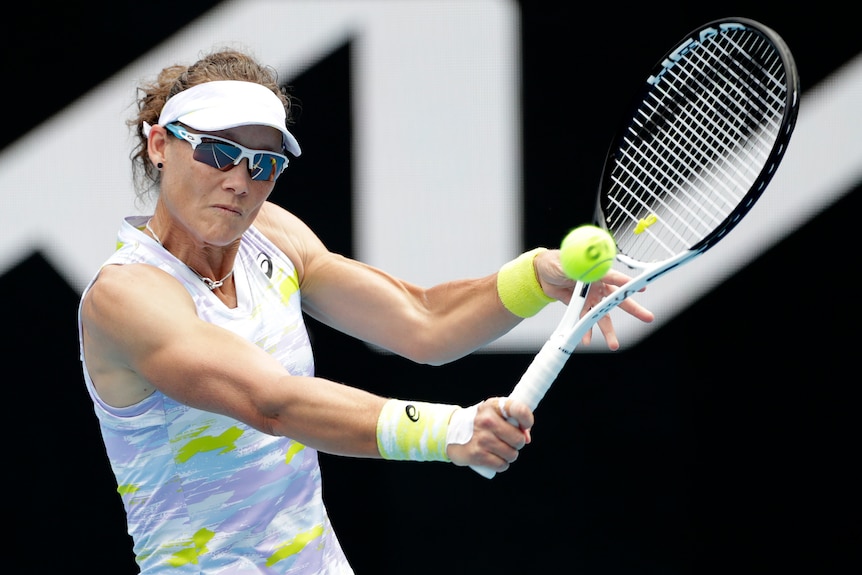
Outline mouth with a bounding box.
[213,204,242,216]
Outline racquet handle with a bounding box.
[470,340,571,478]
[508,339,570,410]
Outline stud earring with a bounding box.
[157,162,164,170]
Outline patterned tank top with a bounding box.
[77,215,353,574]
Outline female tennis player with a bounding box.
[76,47,654,574]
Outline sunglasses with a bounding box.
[165,123,289,182]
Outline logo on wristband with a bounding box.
[405,404,420,422]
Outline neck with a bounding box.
[145,218,235,291]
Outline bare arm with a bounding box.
[254,201,654,363]
[82,262,385,456]
[254,203,521,365]
[80,262,530,471]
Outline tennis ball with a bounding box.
[560,225,617,283]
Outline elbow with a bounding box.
[396,336,465,367]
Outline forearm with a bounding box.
[301,250,557,365]
[261,375,387,457]
[264,376,462,464]
[407,248,557,364]
[410,275,524,364]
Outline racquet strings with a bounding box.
[605,26,793,264]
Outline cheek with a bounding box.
[163,146,218,189]
[164,140,207,176]
[158,160,209,209]
[253,181,277,200]
[159,162,195,194]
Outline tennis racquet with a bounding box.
[473,17,800,479]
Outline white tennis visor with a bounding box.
[154,80,301,156]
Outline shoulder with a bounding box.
[93,261,188,294]
[82,263,197,325]
[254,201,309,235]
[252,201,329,281]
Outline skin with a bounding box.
[79,122,655,473]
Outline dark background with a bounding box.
[6,2,858,574]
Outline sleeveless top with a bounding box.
[77,215,353,574]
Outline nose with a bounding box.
[222,158,253,193]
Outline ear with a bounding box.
[147,124,169,168]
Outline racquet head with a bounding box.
[596,17,800,267]
[471,17,800,480]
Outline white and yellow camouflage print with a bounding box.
[78,215,353,574]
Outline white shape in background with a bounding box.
[0,1,859,353]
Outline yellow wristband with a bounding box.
[376,399,457,462]
[497,248,554,318]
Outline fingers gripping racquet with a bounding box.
[472,17,800,479]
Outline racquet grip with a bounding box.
[508,340,570,410]
[470,341,570,479]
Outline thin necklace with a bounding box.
[145,219,234,290]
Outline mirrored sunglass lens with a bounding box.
[250,154,286,181]
[192,141,286,181]
[198,143,243,171]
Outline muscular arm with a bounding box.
[81,263,530,468]
[254,202,653,363]
[80,201,649,471]
[254,202,525,365]
[81,263,384,457]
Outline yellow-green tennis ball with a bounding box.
[560,225,617,283]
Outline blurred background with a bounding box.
[4,1,858,573]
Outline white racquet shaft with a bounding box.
[509,340,571,410]
[469,287,588,479]
[469,342,569,479]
